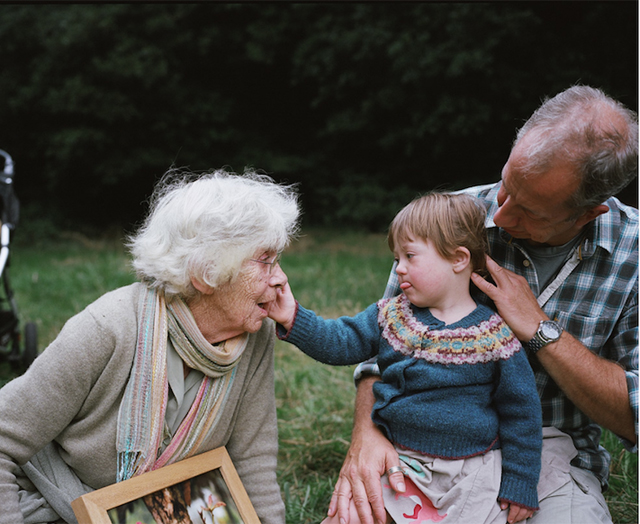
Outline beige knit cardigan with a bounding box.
[0,283,285,524]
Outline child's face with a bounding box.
[393,237,456,309]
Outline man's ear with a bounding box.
[575,204,609,228]
[452,247,471,274]
[190,276,215,295]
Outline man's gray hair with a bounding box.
[128,168,300,298]
[514,85,638,210]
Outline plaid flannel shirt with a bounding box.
[355,182,638,488]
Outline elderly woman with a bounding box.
[0,169,300,524]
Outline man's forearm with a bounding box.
[353,375,382,438]
[334,375,400,524]
[471,259,637,444]
[538,331,636,443]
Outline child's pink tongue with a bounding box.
[400,282,411,290]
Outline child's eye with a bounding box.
[406,253,414,259]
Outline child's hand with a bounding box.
[500,501,534,523]
[265,282,297,332]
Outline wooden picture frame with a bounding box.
[71,446,259,524]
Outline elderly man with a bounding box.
[329,86,638,524]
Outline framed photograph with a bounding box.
[71,446,259,524]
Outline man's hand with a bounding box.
[473,255,636,442]
[471,256,547,341]
[328,425,403,524]
[328,376,405,524]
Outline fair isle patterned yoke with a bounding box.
[378,294,521,365]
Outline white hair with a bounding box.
[128,168,300,298]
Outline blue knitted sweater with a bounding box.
[277,294,542,510]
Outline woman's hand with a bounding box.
[265,282,297,332]
[500,501,535,523]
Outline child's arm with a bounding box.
[266,283,380,366]
[493,345,542,517]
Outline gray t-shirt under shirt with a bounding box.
[519,235,583,291]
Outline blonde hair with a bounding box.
[388,192,488,274]
[128,168,300,298]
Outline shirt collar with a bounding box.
[591,198,623,255]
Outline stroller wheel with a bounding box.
[23,322,37,368]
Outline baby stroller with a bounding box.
[0,150,37,370]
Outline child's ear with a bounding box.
[451,247,471,274]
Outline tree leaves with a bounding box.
[0,3,635,231]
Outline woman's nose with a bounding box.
[269,263,288,287]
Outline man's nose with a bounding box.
[494,195,518,228]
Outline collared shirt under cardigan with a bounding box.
[356,181,639,489]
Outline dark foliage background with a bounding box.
[0,2,636,233]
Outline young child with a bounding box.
[268,192,542,524]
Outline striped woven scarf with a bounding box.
[116,286,247,481]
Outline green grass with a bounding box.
[0,233,137,386]
[602,430,639,524]
[0,229,636,523]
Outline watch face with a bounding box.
[541,321,561,340]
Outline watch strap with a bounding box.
[524,332,545,353]
[524,320,562,354]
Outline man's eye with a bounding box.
[524,210,547,222]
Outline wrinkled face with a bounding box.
[210,250,287,337]
[393,237,456,309]
[493,142,588,246]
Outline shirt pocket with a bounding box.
[556,309,615,353]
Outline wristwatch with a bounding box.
[524,320,563,353]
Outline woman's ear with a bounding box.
[451,247,471,274]
[190,276,215,295]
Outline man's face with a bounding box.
[493,143,602,246]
